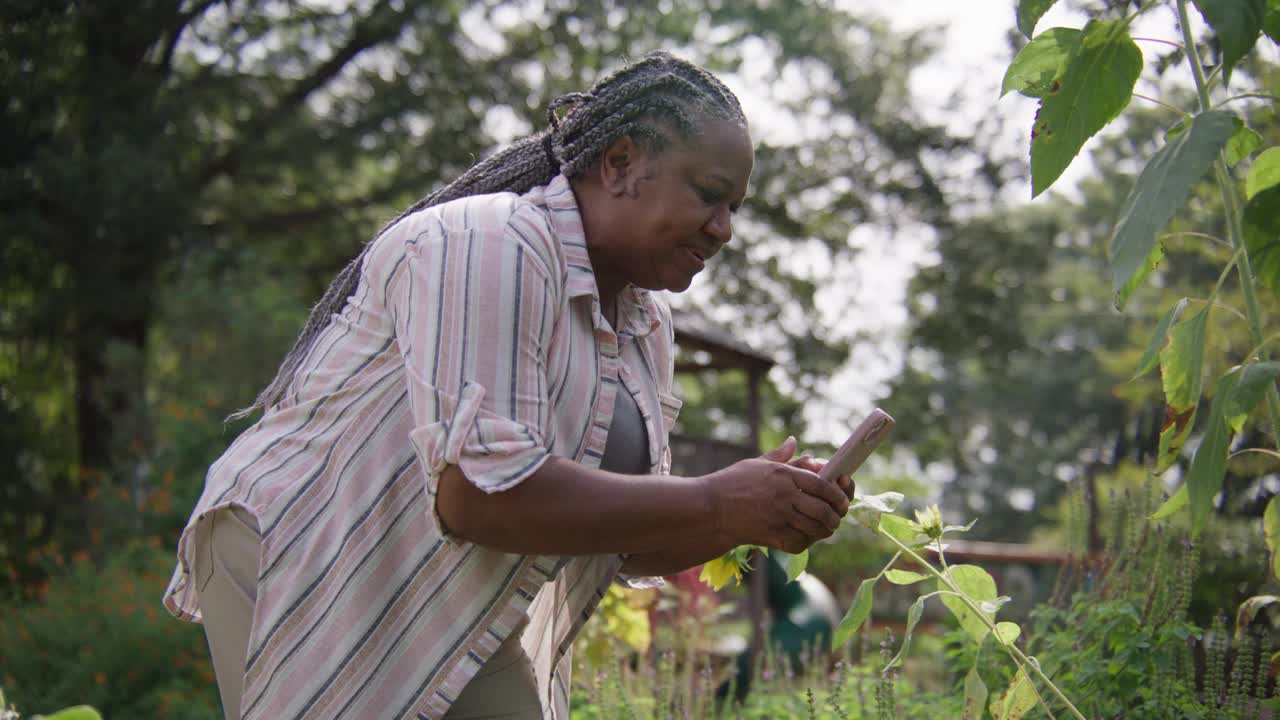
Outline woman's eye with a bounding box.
[695,186,722,205]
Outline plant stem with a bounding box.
[878,529,1088,720]
[1177,0,1280,447]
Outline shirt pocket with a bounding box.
[656,392,682,475]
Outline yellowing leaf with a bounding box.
[963,665,989,720]
[991,669,1040,720]
[942,565,999,643]
[995,621,1022,645]
[699,554,744,591]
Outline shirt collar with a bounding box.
[542,174,662,339]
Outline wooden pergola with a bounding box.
[669,307,775,473]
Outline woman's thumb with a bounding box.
[761,435,797,462]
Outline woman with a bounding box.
[164,51,851,720]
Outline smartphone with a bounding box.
[819,408,895,497]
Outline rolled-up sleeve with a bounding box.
[377,201,560,538]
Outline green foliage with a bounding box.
[1001,28,1081,98]
[1029,19,1143,197]
[0,541,221,719]
[1243,185,1280,296]
[1191,0,1268,86]
[1017,0,1062,38]
[1109,110,1235,308]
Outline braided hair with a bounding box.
[241,51,745,416]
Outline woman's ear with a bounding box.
[598,134,642,198]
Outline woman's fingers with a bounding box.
[787,467,848,516]
[791,493,842,534]
[836,473,854,499]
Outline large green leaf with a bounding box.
[1266,496,1280,579]
[1133,298,1190,380]
[941,565,998,643]
[1017,0,1061,38]
[1246,146,1280,199]
[1188,368,1242,537]
[1115,242,1167,311]
[834,577,877,647]
[1109,111,1236,307]
[1030,20,1142,197]
[1156,306,1210,471]
[963,665,989,720]
[1244,185,1280,298]
[1222,362,1280,432]
[1002,27,1081,97]
[1266,0,1280,43]
[1227,119,1264,166]
[1192,0,1267,85]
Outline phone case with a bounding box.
[819,408,895,489]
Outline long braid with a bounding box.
[241,51,744,416]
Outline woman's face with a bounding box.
[589,117,754,295]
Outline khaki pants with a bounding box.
[193,506,543,720]
[192,506,261,720]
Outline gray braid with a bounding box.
[239,51,744,417]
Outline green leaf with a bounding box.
[1222,362,1280,433]
[995,621,1022,645]
[963,665,989,720]
[1192,0,1267,86]
[1188,367,1242,537]
[1109,111,1236,307]
[990,670,1039,720]
[879,513,929,545]
[1266,0,1280,43]
[834,577,877,647]
[1244,185,1280,298]
[1156,306,1210,471]
[1246,146,1280,199]
[848,491,905,528]
[1017,0,1061,38]
[942,518,979,535]
[1030,20,1142,197]
[782,549,809,582]
[885,592,931,670]
[1001,27,1081,97]
[885,569,930,585]
[1165,113,1194,141]
[1115,242,1167,312]
[1266,496,1280,580]
[1236,594,1279,636]
[1134,298,1190,380]
[1152,484,1189,520]
[941,565,999,643]
[1226,119,1264,166]
[38,709,105,720]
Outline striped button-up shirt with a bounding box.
[164,173,683,719]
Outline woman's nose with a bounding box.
[704,204,732,245]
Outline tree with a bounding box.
[888,46,1280,540]
[1,0,990,580]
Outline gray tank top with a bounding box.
[599,385,649,475]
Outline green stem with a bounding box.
[1177,0,1280,447]
[878,529,1087,720]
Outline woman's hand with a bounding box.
[788,453,855,500]
[702,437,850,554]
